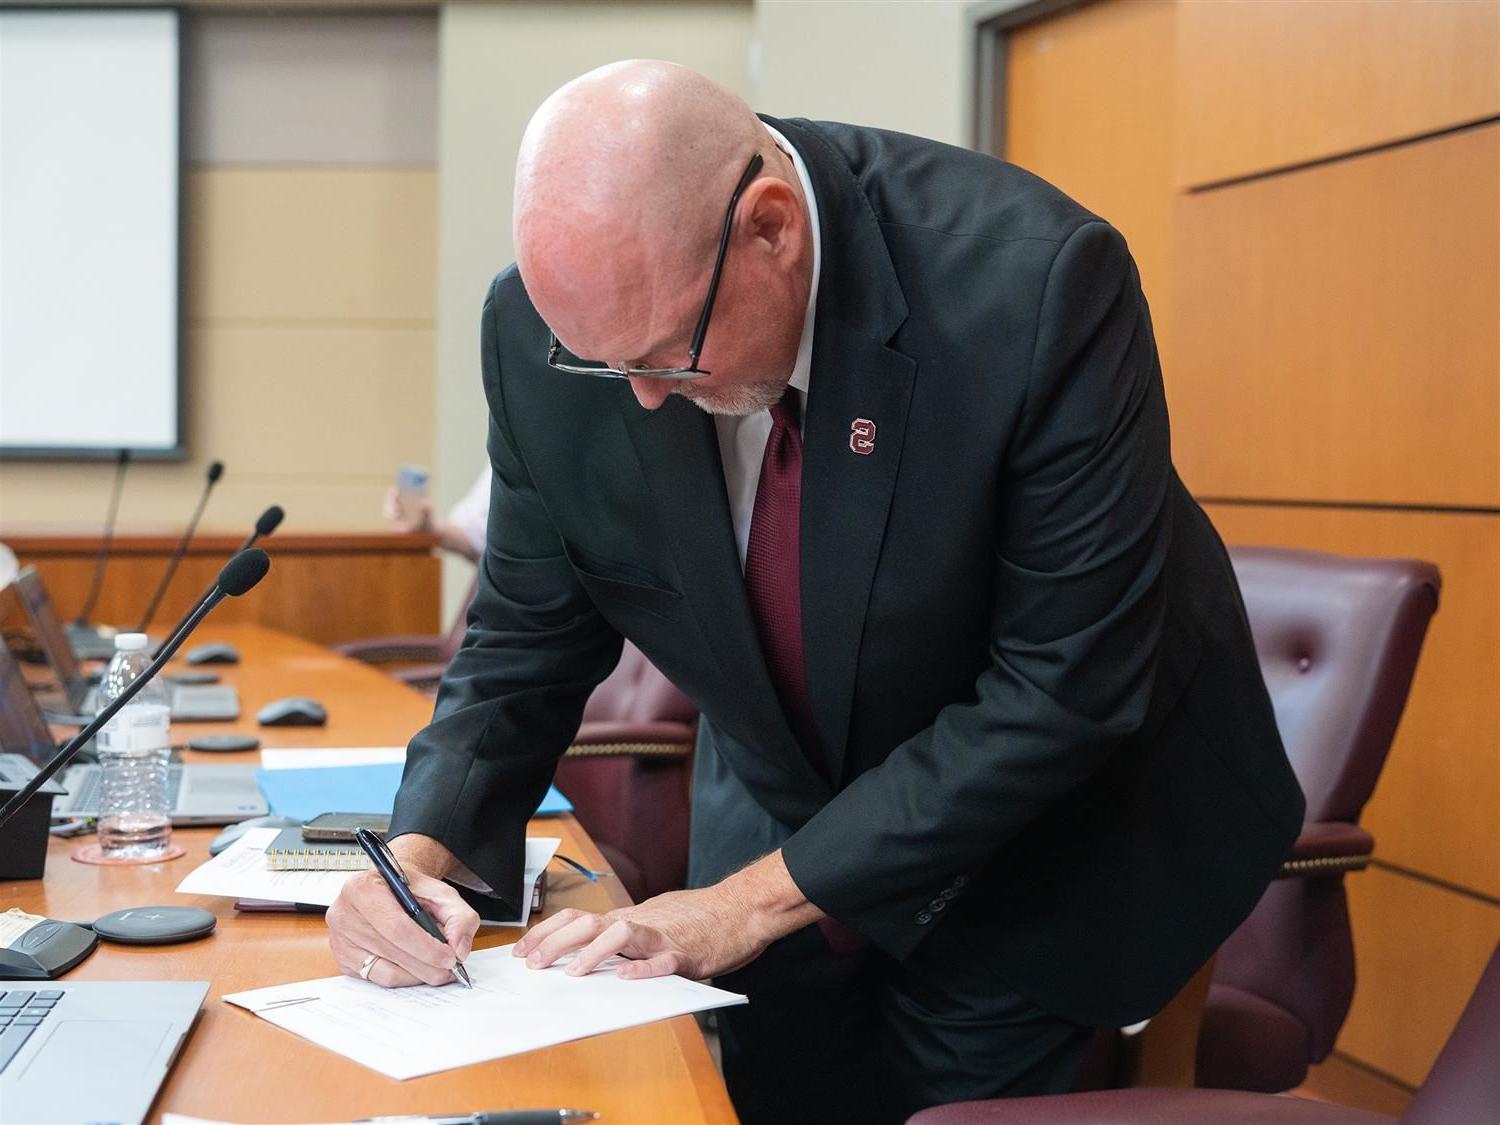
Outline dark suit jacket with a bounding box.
[389,115,1306,1027]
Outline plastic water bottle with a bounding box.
[95,633,173,858]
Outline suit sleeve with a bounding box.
[780,221,1174,959]
[388,279,622,915]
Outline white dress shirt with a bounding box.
[714,124,822,570]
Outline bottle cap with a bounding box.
[113,632,149,651]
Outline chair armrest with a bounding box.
[334,634,446,665]
[1277,821,1374,878]
[393,663,449,693]
[565,720,696,759]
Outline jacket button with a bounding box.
[914,910,933,925]
[938,888,957,901]
[952,875,969,889]
[930,899,946,912]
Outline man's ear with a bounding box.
[742,179,802,259]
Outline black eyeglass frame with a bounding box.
[546,152,766,380]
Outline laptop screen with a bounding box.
[0,640,57,767]
[13,566,88,709]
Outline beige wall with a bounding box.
[0,12,437,540]
[433,0,754,615]
[755,0,972,144]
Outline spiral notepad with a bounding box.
[264,827,372,872]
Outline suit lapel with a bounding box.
[618,389,830,809]
[801,325,916,783]
[773,117,915,785]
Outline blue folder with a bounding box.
[256,762,572,824]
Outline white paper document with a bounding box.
[259,746,406,770]
[224,944,746,1080]
[176,828,560,924]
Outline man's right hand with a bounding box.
[325,834,481,988]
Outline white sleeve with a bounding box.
[445,466,492,558]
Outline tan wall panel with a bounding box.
[1174,126,1500,507]
[0,166,437,535]
[188,326,438,479]
[1203,504,1500,900]
[1006,0,1177,376]
[1340,866,1499,1087]
[188,168,437,323]
[1177,0,1500,188]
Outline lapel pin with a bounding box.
[849,417,876,456]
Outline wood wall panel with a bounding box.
[2,532,442,647]
[1006,0,1177,373]
[1177,0,1500,188]
[1203,503,1500,899]
[188,168,437,324]
[1174,126,1500,508]
[1340,865,1499,1087]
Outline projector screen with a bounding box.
[0,8,181,458]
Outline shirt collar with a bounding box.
[763,122,820,399]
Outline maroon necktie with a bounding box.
[744,394,867,957]
[744,392,821,770]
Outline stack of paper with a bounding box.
[224,944,747,1079]
[176,828,560,926]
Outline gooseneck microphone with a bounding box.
[239,504,284,551]
[74,449,131,626]
[135,460,225,633]
[0,549,270,831]
[157,505,285,652]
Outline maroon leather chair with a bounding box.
[553,642,698,904]
[907,941,1499,1124]
[335,577,478,693]
[1195,549,1441,1091]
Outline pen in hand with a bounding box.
[353,827,473,989]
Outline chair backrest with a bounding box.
[439,576,480,664]
[1210,547,1441,1067]
[581,641,698,725]
[1231,547,1441,822]
[1403,942,1500,1124]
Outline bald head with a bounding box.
[513,61,813,411]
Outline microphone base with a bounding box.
[0,779,62,881]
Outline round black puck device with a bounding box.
[92,906,217,945]
[187,734,261,753]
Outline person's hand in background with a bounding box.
[382,485,435,535]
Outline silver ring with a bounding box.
[357,953,380,981]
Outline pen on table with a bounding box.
[353,826,473,989]
[358,1112,599,1125]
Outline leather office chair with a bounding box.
[336,576,477,694]
[911,546,1442,1113]
[907,941,1499,1124]
[555,642,698,903]
[1194,548,1441,1091]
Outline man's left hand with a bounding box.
[511,848,824,980]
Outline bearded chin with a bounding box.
[676,377,789,417]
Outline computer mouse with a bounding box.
[257,696,328,727]
[209,815,301,856]
[186,642,241,665]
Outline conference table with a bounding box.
[2,624,736,1124]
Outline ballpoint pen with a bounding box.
[358,1112,598,1125]
[353,826,472,989]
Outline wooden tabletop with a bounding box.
[1,624,736,1124]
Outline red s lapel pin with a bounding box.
[849,417,876,455]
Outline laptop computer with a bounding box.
[12,566,240,723]
[0,642,267,826]
[0,979,207,1125]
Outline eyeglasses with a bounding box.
[546,152,765,380]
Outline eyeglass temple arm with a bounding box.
[687,153,765,367]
